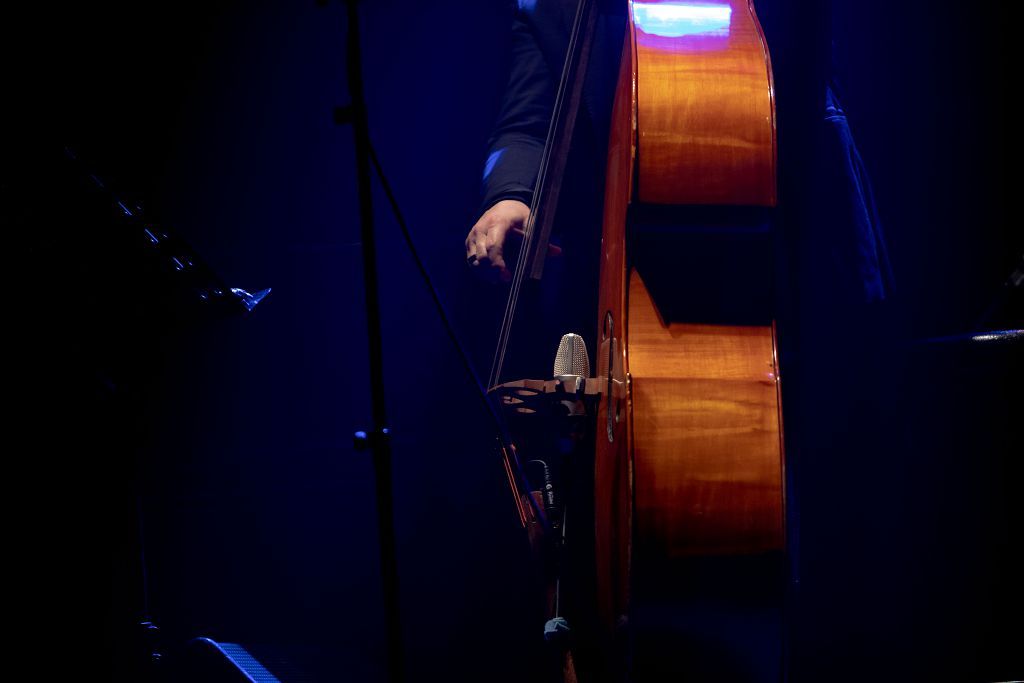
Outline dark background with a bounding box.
[5,1,1018,681]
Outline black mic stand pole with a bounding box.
[334,1,403,681]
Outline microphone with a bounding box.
[553,333,590,407]
[554,332,590,387]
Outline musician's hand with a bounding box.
[465,199,531,283]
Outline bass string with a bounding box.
[491,0,585,389]
[489,0,591,391]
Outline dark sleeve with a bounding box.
[479,9,556,212]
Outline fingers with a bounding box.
[466,214,496,260]
[464,200,530,283]
[464,237,478,264]
[465,221,505,266]
[465,226,509,282]
[466,232,492,270]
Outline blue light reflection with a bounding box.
[483,148,505,182]
[632,2,732,38]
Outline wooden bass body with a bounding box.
[593,0,785,633]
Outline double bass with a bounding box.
[489,0,785,678]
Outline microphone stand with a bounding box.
[326,3,553,681]
[335,2,403,682]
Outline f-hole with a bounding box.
[603,311,617,443]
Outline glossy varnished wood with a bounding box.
[593,32,635,629]
[633,0,776,205]
[592,1,784,635]
[628,272,784,556]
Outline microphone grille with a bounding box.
[553,333,590,378]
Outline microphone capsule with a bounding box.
[554,333,590,384]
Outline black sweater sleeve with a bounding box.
[479,8,556,212]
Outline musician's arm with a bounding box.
[467,9,555,279]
